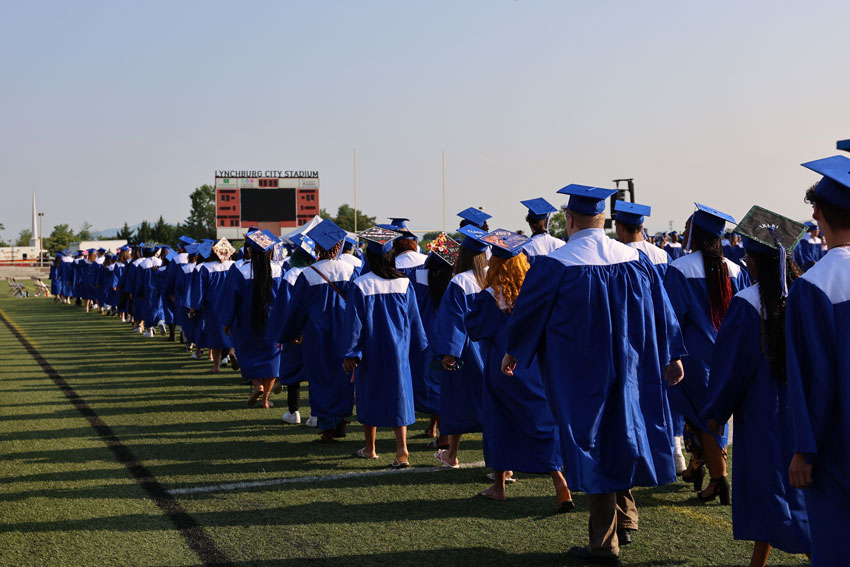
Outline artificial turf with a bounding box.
[0,293,810,566]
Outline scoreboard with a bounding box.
[215,171,319,239]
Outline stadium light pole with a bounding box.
[38,212,44,267]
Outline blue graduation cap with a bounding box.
[384,217,418,240]
[164,249,179,263]
[178,235,195,246]
[614,201,651,226]
[692,203,736,237]
[307,219,347,252]
[359,226,402,255]
[521,198,557,221]
[457,207,491,229]
[97,247,106,254]
[802,155,850,210]
[245,229,280,252]
[457,225,489,253]
[557,184,618,216]
[291,234,318,260]
[184,243,199,255]
[343,235,358,250]
[803,221,818,231]
[482,229,531,259]
[196,241,213,260]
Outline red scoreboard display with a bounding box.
[215,170,319,239]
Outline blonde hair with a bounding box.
[484,254,530,312]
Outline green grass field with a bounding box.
[0,294,809,566]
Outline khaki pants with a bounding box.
[586,490,638,556]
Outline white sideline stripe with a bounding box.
[167,460,488,495]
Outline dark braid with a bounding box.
[750,251,802,383]
[425,254,454,308]
[691,224,732,329]
[250,249,273,339]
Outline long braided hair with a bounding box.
[250,249,273,339]
[691,224,733,329]
[749,250,802,383]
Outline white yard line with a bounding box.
[168,460,487,496]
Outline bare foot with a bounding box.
[480,484,507,501]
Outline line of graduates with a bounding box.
[46,152,850,567]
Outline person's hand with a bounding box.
[501,354,518,376]
[343,358,359,373]
[789,452,813,489]
[664,359,684,386]
[223,326,231,336]
[189,308,197,318]
[706,418,721,436]
[442,355,458,371]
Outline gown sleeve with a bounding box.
[189,268,204,311]
[433,280,470,358]
[279,272,310,344]
[663,264,690,325]
[341,285,366,360]
[639,255,687,366]
[785,279,837,458]
[219,272,243,329]
[506,259,562,370]
[466,291,503,343]
[407,284,428,356]
[701,295,761,424]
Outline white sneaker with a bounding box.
[673,436,687,474]
[144,329,155,338]
[304,415,317,428]
[221,356,230,366]
[282,411,301,425]
[191,351,200,359]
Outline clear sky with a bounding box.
[1,0,848,242]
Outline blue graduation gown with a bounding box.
[522,232,565,266]
[434,270,486,435]
[342,273,427,427]
[134,259,163,326]
[628,240,670,278]
[786,247,850,567]
[270,267,306,386]
[506,229,687,494]
[59,259,74,296]
[279,259,356,431]
[190,261,234,349]
[664,251,750,444]
[339,253,363,279]
[175,263,199,344]
[107,263,124,308]
[394,250,428,280]
[665,242,685,261]
[466,289,562,474]
[220,262,283,382]
[701,285,810,553]
[410,268,443,415]
[792,234,824,272]
[154,266,173,325]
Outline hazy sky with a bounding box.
[2,0,848,242]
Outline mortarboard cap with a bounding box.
[307,219,347,252]
[165,249,179,263]
[803,221,818,231]
[521,198,557,221]
[614,201,651,226]
[212,238,235,262]
[178,235,195,246]
[343,235,357,250]
[692,203,736,237]
[457,207,491,229]
[184,243,199,255]
[245,229,280,252]
[97,248,106,254]
[385,218,418,240]
[557,184,618,216]
[196,241,213,260]
[359,225,402,255]
[426,232,460,266]
[291,234,318,260]
[457,225,490,253]
[481,229,531,259]
[802,155,850,210]
[736,206,807,257]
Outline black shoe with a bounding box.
[617,529,634,546]
[566,546,621,566]
[557,499,576,514]
[697,477,730,505]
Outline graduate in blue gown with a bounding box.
[701,206,811,566]
[664,203,750,501]
[190,239,235,372]
[792,222,825,271]
[665,231,686,261]
[504,184,686,563]
[338,237,363,278]
[342,226,428,464]
[221,230,284,409]
[432,224,489,468]
[382,218,428,279]
[786,155,850,567]
[411,233,459,446]
[154,249,176,334]
[270,236,316,426]
[279,220,356,443]
[465,228,572,510]
[615,201,671,278]
[134,246,164,336]
[175,246,200,356]
[520,198,565,264]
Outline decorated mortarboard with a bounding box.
[692,203,736,237]
[273,241,289,262]
[178,235,195,246]
[614,201,651,226]
[307,219,347,252]
[801,154,850,210]
[291,234,318,260]
[457,224,489,253]
[521,198,557,221]
[481,229,531,259]
[457,207,491,229]
[245,229,280,252]
[426,232,460,266]
[556,184,618,216]
[358,225,402,255]
[212,238,236,262]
